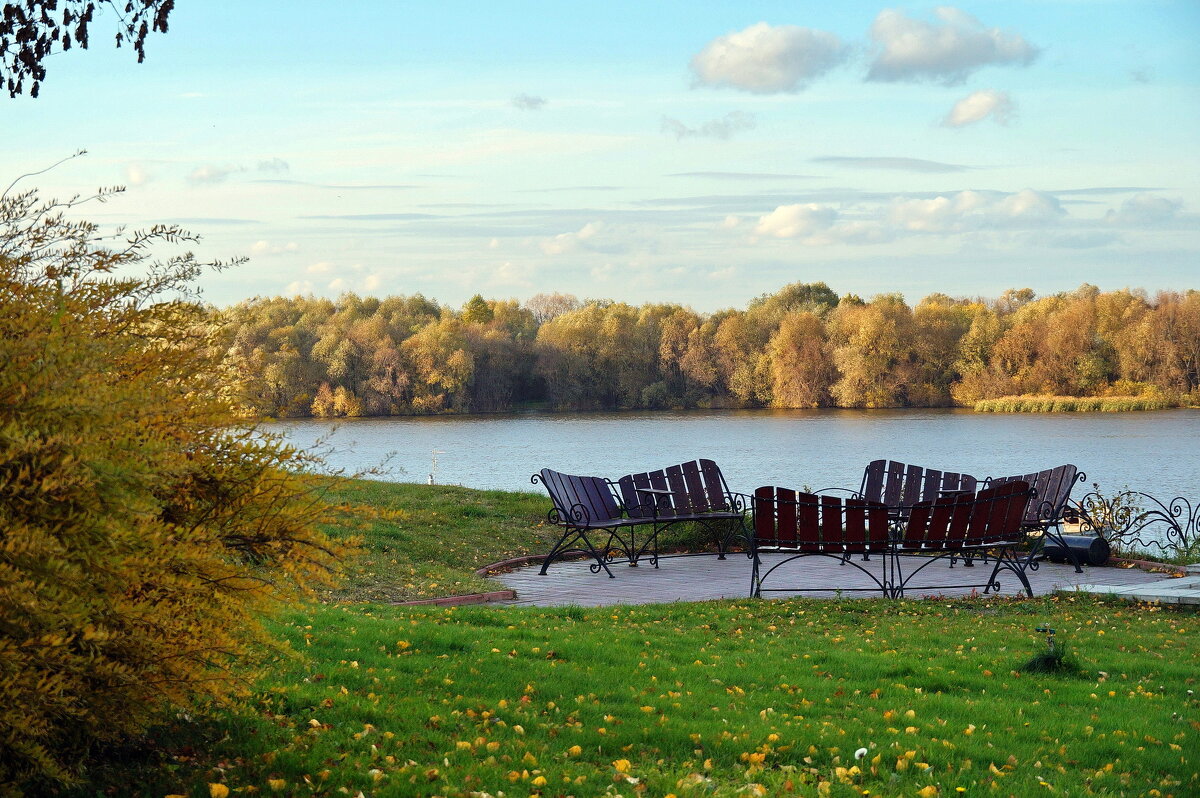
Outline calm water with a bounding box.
[267,408,1200,502]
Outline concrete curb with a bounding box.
[389,551,591,608]
[392,589,516,607]
[474,550,589,577]
[1108,556,1188,576]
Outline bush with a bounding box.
[0,187,350,792]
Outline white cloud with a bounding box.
[890,189,1063,232]
[867,7,1038,85]
[662,111,756,141]
[488,237,500,249]
[257,157,289,172]
[1104,194,1183,226]
[285,280,313,295]
[512,93,547,110]
[250,240,299,255]
[994,189,1062,223]
[541,221,603,255]
[490,261,533,288]
[125,162,152,186]
[810,220,895,245]
[690,22,846,93]
[755,204,838,238]
[812,155,967,173]
[306,261,332,274]
[720,215,741,229]
[755,204,894,245]
[942,89,1014,127]
[1026,231,1121,249]
[328,278,346,290]
[188,164,240,184]
[363,274,382,291]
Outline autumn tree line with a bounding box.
[219,282,1200,418]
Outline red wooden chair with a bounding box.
[893,480,1035,597]
[750,487,891,597]
[986,465,1086,572]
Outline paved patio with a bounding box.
[490,552,1175,607]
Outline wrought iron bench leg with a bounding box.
[984,547,1034,596]
[1041,525,1084,573]
[750,547,762,598]
[538,528,615,578]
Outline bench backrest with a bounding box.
[986,465,1081,527]
[861,459,978,508]
[534,468,623,526]
[752,486,890,554]
[901,480,1032,549]
[617,458,732,519]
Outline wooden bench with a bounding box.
[749,481,1035,598]
[614,459,746,565]
[986,464,1086,571]
[891,480,1036,597]
[750,489,891,597]
[532,468,639,578]
[860,458,979,508]
[533,459,746,576]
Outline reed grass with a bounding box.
[974,395,1174,413]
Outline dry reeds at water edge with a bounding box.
[974,395,1174,413]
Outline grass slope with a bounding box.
[321,479,556,603]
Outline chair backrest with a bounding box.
[752,486,890,554]
[861,459,978,508]
[902,480,1032,549]
[986,465,1081,526]
[617,458,732,519]
[534,468,623,526]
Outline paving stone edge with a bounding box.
[474,551,589,577]
[392,589,517,607]
[1107,556,1188,575]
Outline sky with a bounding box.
[3,0,1199,311]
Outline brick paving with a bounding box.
[490,552,1172,607]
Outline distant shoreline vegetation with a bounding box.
[218,282,1200,418]
[973,395,1176,413]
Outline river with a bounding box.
[266,408,1200,502]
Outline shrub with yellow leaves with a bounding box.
[0,185,350,792]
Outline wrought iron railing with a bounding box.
[1071,488,1199,561]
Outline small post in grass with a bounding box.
[1022,625,1075,674]
[1036,626,1057,653]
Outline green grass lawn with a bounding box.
[70,481,1200,797]
[320,479,556,603]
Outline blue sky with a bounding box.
[4,1,1198,310]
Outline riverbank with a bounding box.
[319,479,556,603]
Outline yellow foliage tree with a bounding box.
[0,187,350,791]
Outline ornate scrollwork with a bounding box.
[726,491,748,514]
[567,502,593,526]
[1074,488,1198,558]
